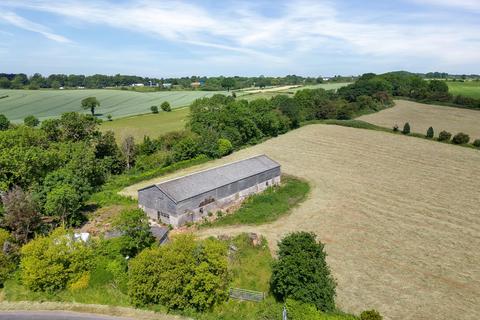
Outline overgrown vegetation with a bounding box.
[205,176,310,227]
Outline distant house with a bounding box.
[191,81,201,88]
[131,83,145,87]
[162,83,172,89]
[138,155,281,227]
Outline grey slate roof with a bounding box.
[142,155,280,203]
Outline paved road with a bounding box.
[0,311,134,320]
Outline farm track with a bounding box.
[358,100,480,140]
[126,125,480,320]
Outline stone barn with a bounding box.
[138,155,281,227]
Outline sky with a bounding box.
[0,0,479,77]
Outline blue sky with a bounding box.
[0,0,479,77]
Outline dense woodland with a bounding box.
[0,72,475,318]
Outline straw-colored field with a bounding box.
[358,100,480,140]
[123,124,480,320]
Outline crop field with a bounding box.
[0,89,226,122]
[237,82,350,101]
[124,124,480,320]
[358,100,480,140]
[100,107,188,142]
[447,81,480,99]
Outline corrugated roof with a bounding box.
[150,155,280,203]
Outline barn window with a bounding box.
[199,207,204,214]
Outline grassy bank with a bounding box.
[310,119,479,150]
[203,176,310,227]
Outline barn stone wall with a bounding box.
[138,167,281,228]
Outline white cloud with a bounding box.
[1,11,71,43]
[0,0,479,72]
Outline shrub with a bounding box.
[426,126,434,138]
[24,115,40,127]
[107,114,112,121]
[0,114,9,131]
[0,229,16,286]
[270,232,336,312]
[161,101,171,112]
[360,309,383,320]
[392,124,399,132]
[68,272,90,291]
[128,234,229,311]
[113,208,154,257]
[438,130,452,142]
[452,132,470,145]
[402,122,410,134]
[150,105,159,114]
[473,139,480,148]
[217,138,233,157]
[20,227,94,292]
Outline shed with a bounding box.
[138,155,281,227]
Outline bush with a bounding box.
[217,138,233,157]
[452,132,470,145]
[473,139,480,148]
[402,122,410,134]
[150,105,159,114]
[113,208,154,257]
[271,232,336,312]
[426,126,434,138]
[161,101,171,112]
[360,309,383,320]
[107,114,112,121]
[0,114,9,131]
[20,227,94,292]
[0,229,16,286]
[438,130,452,142]
[24,115,40,127]
[392,124,399,132]
[128,234,229,311]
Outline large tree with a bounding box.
[270,231,336,312]
[81,97,100,116]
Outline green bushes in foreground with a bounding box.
[20,227,94,293]
[128,234,229,311]
[271,232,336,312]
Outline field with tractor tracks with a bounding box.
[123,124,480,320]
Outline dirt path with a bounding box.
[134,124,480,320]
[358,100,480,140]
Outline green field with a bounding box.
[447,81,480,99]
[100,107,189,142]
[0,89,227,122]
[237,82,350,101]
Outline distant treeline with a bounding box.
[340,71,480,109]
[0,73,352,91]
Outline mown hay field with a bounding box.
[358,100,480,140]
[100,107,188,142]
[0,89,226,122]
[124,124,480,320]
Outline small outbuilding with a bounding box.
[138,155,281,227]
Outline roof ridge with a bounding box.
[155,154,274,187]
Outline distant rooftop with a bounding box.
[141,155,280,203]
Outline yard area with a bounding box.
[137,124,480,320]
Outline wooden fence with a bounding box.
[229,288,265,302]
